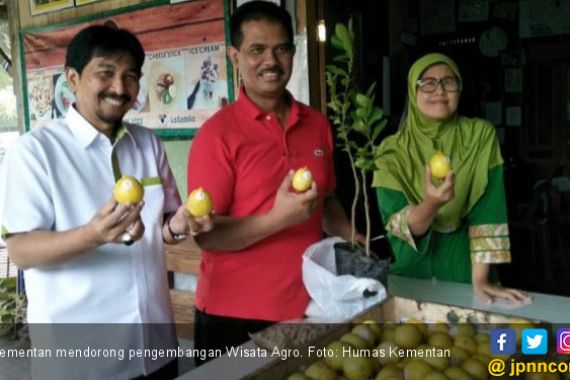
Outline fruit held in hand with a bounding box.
[429,152,451,179]
[292,167,313,192]
[187,187,213,217]
[113,175,144,204]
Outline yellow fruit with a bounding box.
[453,335,477,355]
[428,322,450,335]
[429,332,453,349]
[340,333,369,349]
[394,324,423,349]
[476,341,491,356]
[376,341,400,366]
[429,152,451,179]
[186,187,213,217]
[461,358,487,380]
[375,364,404,380]
[381,327,396,343]
[287,373,310,380]
[352,324,377,347]
[405,360,433,380]
[407,319,428,335]
[113,175,144,204]
[423,354,450,372]
[444,367,473,380]
[363,320,383,340]
[343,356,374,380]
[472,354,491,366]
[474,333,490,344]
[324,341,353,371]
[305,361,337,380]
[425,371,451,380]
[449,346,470,365]
[292,167,313,192]
[455,323,477,337]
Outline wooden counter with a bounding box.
[179,275,570,379]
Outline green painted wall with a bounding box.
[164,140,192,198]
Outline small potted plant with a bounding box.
[325,19,390,286]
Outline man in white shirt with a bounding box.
[0,25,212,380]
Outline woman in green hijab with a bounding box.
[373,53,528,303]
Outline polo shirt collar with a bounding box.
[67,104,136,149]
[237,86,303,125]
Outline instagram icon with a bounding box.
[557,328,570,354]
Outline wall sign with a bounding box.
[21,0,232,138]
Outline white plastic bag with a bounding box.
[303,237,387,321]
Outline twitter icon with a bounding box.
[522,328,548,355]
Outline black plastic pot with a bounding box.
[334,241,390,291]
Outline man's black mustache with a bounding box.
[101,93,131,103]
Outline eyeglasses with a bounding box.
[416,77,461,93]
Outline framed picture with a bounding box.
[29,0,74,16]
[21,0,233,139]
[504,68,523,94]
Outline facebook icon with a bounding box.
[491,329,517,355]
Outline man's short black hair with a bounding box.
[230,1,293,49]
[65,25,145,75]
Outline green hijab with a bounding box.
[372,53,503,232]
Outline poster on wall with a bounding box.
[29,0,74,16]
[21,0,230,137]
[519,0,570,38]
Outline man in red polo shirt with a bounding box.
[187,1,358,363]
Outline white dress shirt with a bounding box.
[0,106,181,379]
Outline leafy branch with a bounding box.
[326,19,387,256]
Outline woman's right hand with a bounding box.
[423,165,455,209]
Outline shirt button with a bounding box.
[266,115,271,121]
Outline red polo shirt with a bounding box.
[187,88,336,321]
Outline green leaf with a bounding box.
[327,101,337,111]
[353,120,368,134]
[1,314,14,323]
[330,35,344,50]
[355,93,370,108]
[369,108,385,124]
[326,65,347,77]
[333,55,349,63]
[335,23,353,53]
[355,158,367,169]
[372,124,383,141]
[355,108,368,119]
[366,82,377,97]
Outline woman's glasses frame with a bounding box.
[416,76,461,93]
